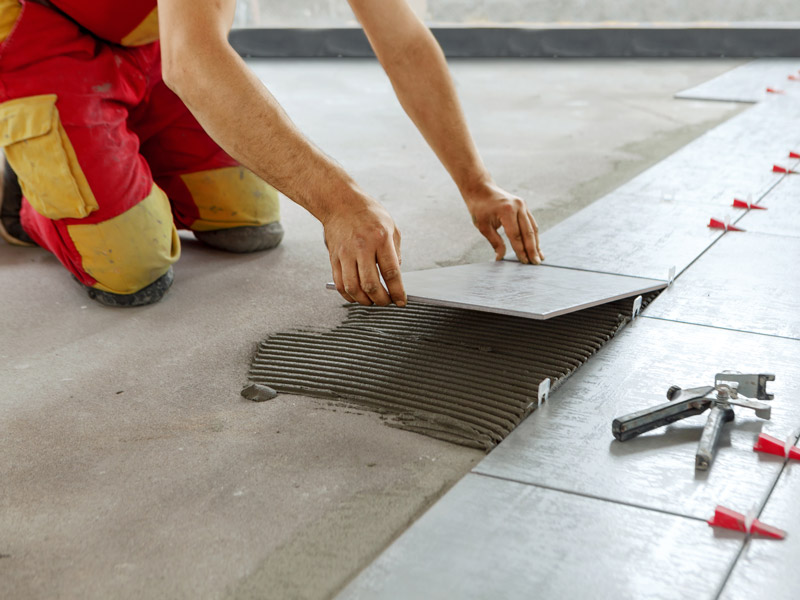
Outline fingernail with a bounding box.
[521,256,529,264]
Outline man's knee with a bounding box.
[66,184,181,301]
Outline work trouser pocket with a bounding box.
[0,94,99,220]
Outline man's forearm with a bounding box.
[355,5,491,195]
[162,40,365,222]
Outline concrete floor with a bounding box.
[1,59,744,599]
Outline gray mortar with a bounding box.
[240,382,279,402]
[249,292,659,451]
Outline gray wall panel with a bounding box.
[230,28,800,59]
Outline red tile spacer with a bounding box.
[708,218,745,232]
[766,87,786,94]
[789,151,800,159]
[753,433,800,460]
[732,199,766,210]
[708,505,786,539]
[773,165,798,174]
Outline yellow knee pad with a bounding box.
[67,184,180,295]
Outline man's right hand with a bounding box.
[323,198,406,307]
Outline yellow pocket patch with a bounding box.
[120,7,160,47]
[181,166,281,232]
[0,94,99,220]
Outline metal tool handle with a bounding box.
[695,405,735,471]
[612,398,709,442]
[727,397,771,420]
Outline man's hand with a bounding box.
[324,198,406,307]
[350,1,544,266]
[463,181,544,265]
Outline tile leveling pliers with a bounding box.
[612,373,775,470]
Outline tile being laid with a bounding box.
[474,318,800,520]
[337,474,743,600]
[720,446,800,600]
[646,232,800,340]
[675,59,800,102]
[534,192,724,280]
[328,261,666,320]
[737,175,800,238]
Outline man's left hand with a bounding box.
[463,181,544,265]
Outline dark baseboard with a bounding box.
[230,26,800,59]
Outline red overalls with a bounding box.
[0,0,280,294]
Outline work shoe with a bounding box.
[0,160,36,246]
[193,222,284,253]
[82,267,174,307]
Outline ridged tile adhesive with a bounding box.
[249,293,659,451]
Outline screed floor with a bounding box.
[1,59,745,600]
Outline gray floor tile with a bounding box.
[474,318,800,520]
[646,232,800,340]
[738,175,800,238]
[337,473,743,600]
[350,261,666,319]
[538,192,723,280]
[720,447,800,600]
[676,59,800,102]
[613,100,800,206]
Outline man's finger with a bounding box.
[331,259,355,303]
[377,241,406,307]
[342,260,372,306]
[518,209,540,265]
[529,210,545,261]
[499,210,529,264]
[476,221,506,261]
[357,253,392,307]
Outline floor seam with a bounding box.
[664,172,786,280]
[470,469,709,523]
[732,230,800,240]
[641,315,799,341]
[711,430,800,599]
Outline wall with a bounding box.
[233,0,800,28]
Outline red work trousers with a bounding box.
[0,1,280,294]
